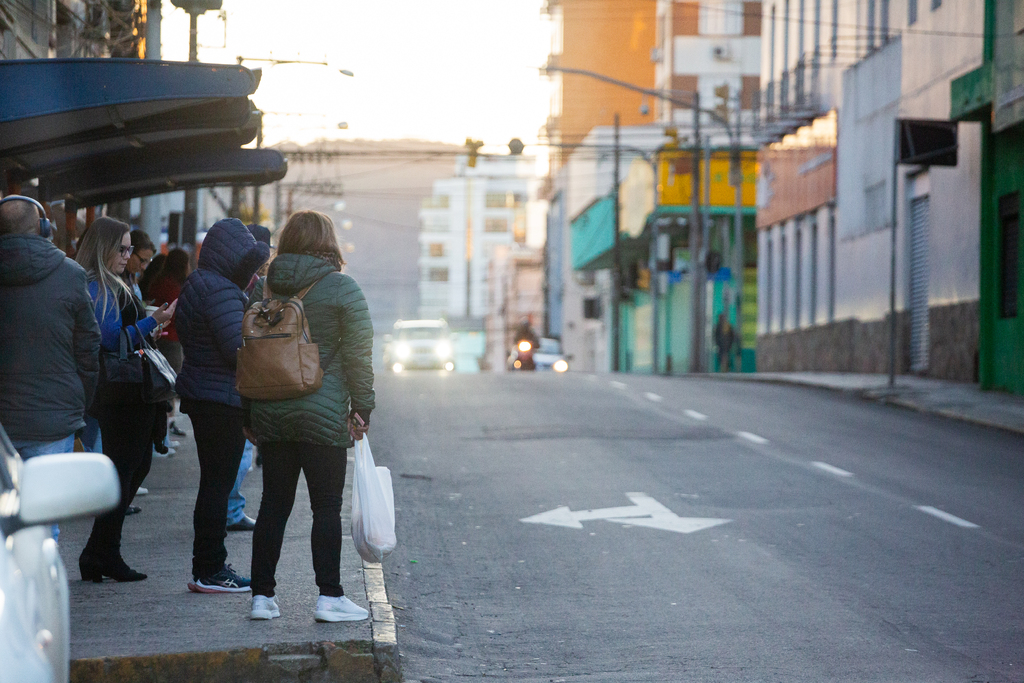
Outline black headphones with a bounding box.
[0,195,52,239]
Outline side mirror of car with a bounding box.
[3,453,120,536]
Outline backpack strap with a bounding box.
[264,276,344,367]
[263,277,322,301]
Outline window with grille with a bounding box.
[1000,193,1019,319]
[485,217,508,233]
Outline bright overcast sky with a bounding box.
[160,0,554,153]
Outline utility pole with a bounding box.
[181,8,201,249]
[689,94,704,373]
[612,114,621,372]
[733,93,744,371]
[252,111,263,223]
[139,0,162,248]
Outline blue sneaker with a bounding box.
[188,564,251,593]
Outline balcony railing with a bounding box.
[753,54,828,144]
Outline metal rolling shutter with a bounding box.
[909,195,930,372]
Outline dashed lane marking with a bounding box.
[645,392,663,402]
[610,381,627,389]
[915,506,979,528]
[684,409,708,421]
[737,431,768,444]
[812,462,854,477]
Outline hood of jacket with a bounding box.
[265,253,339,297]
[197,217,270,289]
[0,233,68,287]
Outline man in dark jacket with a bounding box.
[0,197,101,459]
[175,217,269,593]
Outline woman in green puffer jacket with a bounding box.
[245,210,375,623]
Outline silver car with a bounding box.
[0,425,119,683]
[383,320,455,373]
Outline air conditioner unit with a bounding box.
[711,44,732,61]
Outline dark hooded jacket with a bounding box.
[174,218,270,407]
[0,233,101,440]
[249,253,375,448]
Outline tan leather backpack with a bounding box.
[236,280,333,400]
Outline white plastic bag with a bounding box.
[351,436,396,563]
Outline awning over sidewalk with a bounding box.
[44,145,287,206]
[570,196,649,271]
[0,59,258,166]
[0,58,281,203]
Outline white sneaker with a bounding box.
[314,595,368,622]
[136,487,148,496]
[250,595,280,620]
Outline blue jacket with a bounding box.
[174,218,270,407]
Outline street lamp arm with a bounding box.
[236,56,329,66]
[541,65,735,140]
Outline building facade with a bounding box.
[418,154,541,329]
[755,0,985,381]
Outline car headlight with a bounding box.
[518,340,532,353]
[396,343,411,359]
[553,359,569,373]
[436,342,452,358]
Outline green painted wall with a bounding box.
[984,122,1024,394]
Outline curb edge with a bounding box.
[362,559,401,682]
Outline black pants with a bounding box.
[251,441,348,598]
[84,402,157,561]
[182,399,246,578]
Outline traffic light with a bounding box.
[465,138,484,168]
[713,84,730,124]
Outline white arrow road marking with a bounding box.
[916,506,979,528]
[812,461,854,477]
[737,431,768,444]
[520,493,730,535]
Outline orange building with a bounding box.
[543,0,658,169]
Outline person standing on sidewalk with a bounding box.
[246,210,374,622]
[175,217,269,593]
[225,224,274,533]
[76,217,176,581]
[0,196,100,514]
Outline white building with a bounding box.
[418,154,543,327]
[654,0,762,145]
[755,0,985,379]
[547,125,671,372]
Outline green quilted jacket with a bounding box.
[248,253,375,448]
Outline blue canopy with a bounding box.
[0,59,278,202]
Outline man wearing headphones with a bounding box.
[0,196,101,471]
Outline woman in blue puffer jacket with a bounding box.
[174,218,269,594]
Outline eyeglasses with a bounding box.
[118,245,135,257]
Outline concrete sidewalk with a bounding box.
[59,415,399,683]
[708,372,1024,435]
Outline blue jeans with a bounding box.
[227,440,254,525]
[12,434,75,542]
[81,415,102,453]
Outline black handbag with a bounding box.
[136,325,177,404]
[96,326,177,405]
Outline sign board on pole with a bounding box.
[897,119,958,167]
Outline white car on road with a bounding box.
[0,425,119,683]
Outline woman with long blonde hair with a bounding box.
[245,210,375,622]
[75,216,175,582]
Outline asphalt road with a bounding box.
[369,371,1024,683]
